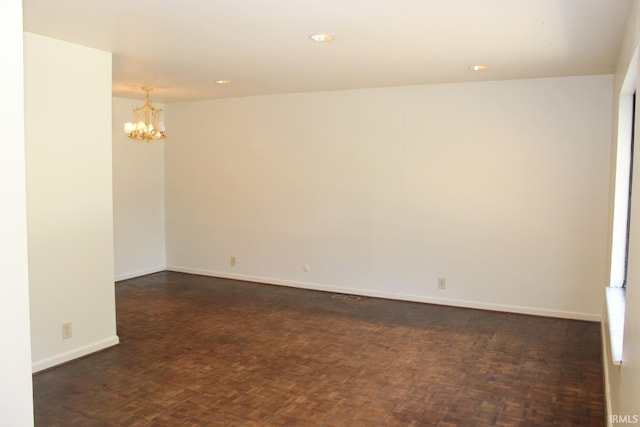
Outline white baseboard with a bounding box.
[601,318,613,427]
[115,266,166,282]
[32,335,120,373]
[166,266,601,321]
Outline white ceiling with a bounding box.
[23,0,633,103]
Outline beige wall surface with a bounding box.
[112,97,166,281]
[0,1,34,425]
[165,75,612,321]
[24,32,118,372]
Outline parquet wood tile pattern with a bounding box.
[33,272,605,426]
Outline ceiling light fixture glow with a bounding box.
[469,65,489,71]
[215,80,232,85]
[309,33,335,42]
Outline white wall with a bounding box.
[113,97,166,281]
[0,1,34,425]
[603,0,640,423]
[24,32,119,372]
[166,75,612,320]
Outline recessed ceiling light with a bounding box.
[309,33,335,42]
[469,65,489,71]
[215,80,232,85]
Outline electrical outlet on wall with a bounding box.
[230,256,236,267]
[438,278,446,290]
[62,321,72,339]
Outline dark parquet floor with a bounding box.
[33,271,605,426]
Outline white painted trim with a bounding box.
[602,317,615,427]
[31,335,119,373]
[605,287,625,365]
[166,266,601,321]
[115,266,166,282]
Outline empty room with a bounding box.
[3,0,640,425]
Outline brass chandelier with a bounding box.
[124,87,166,141]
